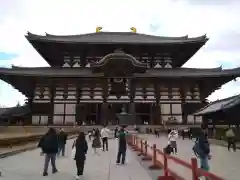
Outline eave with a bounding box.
[0,66,239,98]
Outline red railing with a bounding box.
[127,134,225,180]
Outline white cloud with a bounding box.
[1,0,240,106]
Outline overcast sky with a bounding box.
[0,0,240,107]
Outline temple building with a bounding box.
[1,27,240,125]
[194,94,240,126]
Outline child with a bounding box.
[164,141,173,155]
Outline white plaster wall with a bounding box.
[65,104,76,114]
[161,104,171,114]
[195,116,202,123]
[53,115,64,124]
[54,104,64,114]
[187,115,194,124]
[65,115,75,124]
[32,116,40,124]
[171,104,182,114]
[40,116,48,125]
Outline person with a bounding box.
[193,127,211,173]
[154,129,157,137]
[164,142,173,155]
[168,129,178,154]
[114,127,119,138]
[116,127,127,165]
[73,132,88,180]
[92,128,101,155]
[156,129,160,138]
[226,126,236,152]
[58,128,68,156]
[101,125,110,151]
[88,130,92,141]
[188,128,193,140]
[38,136,45,156]
[38,128,58,176]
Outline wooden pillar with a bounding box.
[27,96,33,125]
[154,83,161,125]
[48,85,55,125]
[95,103,99,125]
[101,103,108,125]
[180,86,187,124]
[100,79,108,125]
[75,85,81,125]
[149,103,154,125]
[129,102,136,125]
[129,79,136,125]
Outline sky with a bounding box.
[1,0,240,107]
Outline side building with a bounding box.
[0,30,240,126]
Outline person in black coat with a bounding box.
[38,128,59,176]
[57,128,68,156]
[74,132,88,179]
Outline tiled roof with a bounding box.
[194,94,240,115]
[26,32,208,44]
[0,66,239,78]
[0,108,10,116]
[0,105,30,118]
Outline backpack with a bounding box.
[192,140,203,157]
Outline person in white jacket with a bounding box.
[168,129,178,154]
[101,126,110,151]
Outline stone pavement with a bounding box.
[138,134,240,180]
[0,138,152,180]
[209,139,240,149]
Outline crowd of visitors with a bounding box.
[2,123,237,180]
[37,125,127,179]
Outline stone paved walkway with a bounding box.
[138,134,240,180]
[0,138,152,180]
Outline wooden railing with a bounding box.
[127,134,225,180]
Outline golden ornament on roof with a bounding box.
[96,27,103,32]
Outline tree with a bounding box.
[16,102,20,107]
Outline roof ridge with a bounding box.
[26,31,207,41]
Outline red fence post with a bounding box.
[142,140,152,161]
[138,140,144,156]
[164,153,168,177]
[132,135,135,146]
[191,158,198,180]
[149,144,161,170]
[133,136,140,151]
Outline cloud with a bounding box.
[0,0,240,106]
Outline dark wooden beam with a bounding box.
[129,79,136,103]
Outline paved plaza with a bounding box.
[0,139,152,180]
[138,134,240,180]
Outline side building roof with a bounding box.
[194,94,240,116]
[0,105,30,119]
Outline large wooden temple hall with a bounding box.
[1,27,240,126]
